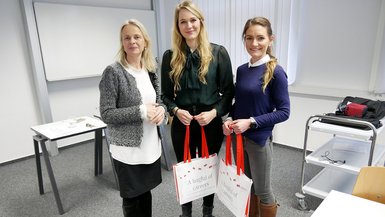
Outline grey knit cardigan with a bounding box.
[99,62,165,147]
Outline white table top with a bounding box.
[31,116,106,140]
[311,190,385,217]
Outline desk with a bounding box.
[311,190,385,217]
[93,114,174,171]
[31,116,107,215]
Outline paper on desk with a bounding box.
[31,116,106,140]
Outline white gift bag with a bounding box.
[217,135,253,217]
[173,126,219,204]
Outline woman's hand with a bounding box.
[222,119,233,135]
[194,109,217,126]
[175,109,194,125]
[146,103,165,125]
[230,119,251,134]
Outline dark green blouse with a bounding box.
[161,43,234,117]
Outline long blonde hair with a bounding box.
[117,19,157,72]
[170,0,213,90]
[242,17,277,92]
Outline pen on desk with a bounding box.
[86,123,95,128]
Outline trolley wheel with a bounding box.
[295,192,309,211]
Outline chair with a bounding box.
[352,166,385,204]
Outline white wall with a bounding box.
[0,0,41,164]
[1,0,385,164]
[274,95,344,151]
[275,0,385,150]
[295,0,381,92]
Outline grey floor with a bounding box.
[0,136,323,217]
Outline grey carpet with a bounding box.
[0,137,322,217]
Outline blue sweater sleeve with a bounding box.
[254,66,290,127]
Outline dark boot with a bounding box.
[260,202,277,217]
[179,203,192,217]
[249,194,260,217]
[122,203,137,217]
[202,205,215,217]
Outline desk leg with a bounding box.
[103,128,119,189]
[94,132,98,176]
[40,140,64,215]
[33,136,44,194]
[95,129,103,175]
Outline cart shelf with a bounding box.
[303,168,357,199]
[305,136,385,174]
[309,121,384,141]
[296,114,385,211]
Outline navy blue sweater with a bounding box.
[230,62,290,146]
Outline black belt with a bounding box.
[178,104,214,115]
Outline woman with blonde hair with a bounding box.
[161,1,234,217]
[223,17,290,217]
[99,19,166,217]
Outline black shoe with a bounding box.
[202,205,215,217]
[123,203,137,217]
[179,203,192,217]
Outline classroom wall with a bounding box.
[274,0,385,151]
[0,0,41,164]
[1,0,384,165]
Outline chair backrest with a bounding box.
[352,166,385,204]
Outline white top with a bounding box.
[311,190,385,217]
[248,54,270,68]
[109,65,161,165]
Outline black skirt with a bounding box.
[113,157,162,198]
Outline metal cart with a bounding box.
[295,114,385,210]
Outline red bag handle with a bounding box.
[183,125,191,163]
[236,134,244,175]
[225,134,245,175]
[183,126,209,162]
[225,135,232,165]
[201,126,209,158]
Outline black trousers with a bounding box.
[122,191,152,217]
[171,106,223,207]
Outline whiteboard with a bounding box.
[34,2,158,81]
